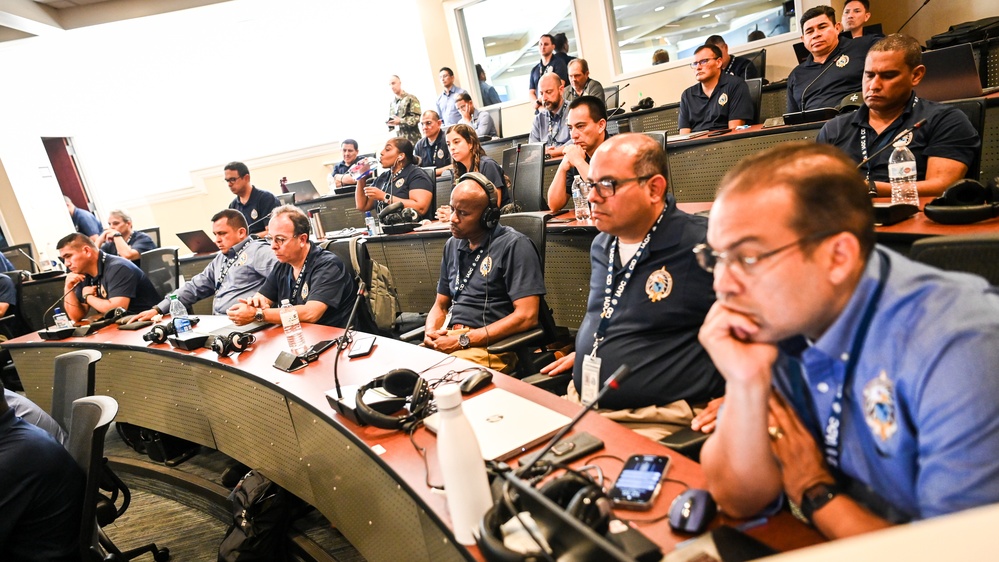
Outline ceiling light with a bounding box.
[486,42,496,46]
[701,13,711,18]
[655,6,665,11]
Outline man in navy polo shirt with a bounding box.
[225,161,280,236]
[817,34,979,197]
[227,205,355,328]
[679,44,754,134]
[547,96,611,211]
[529,34,569,109]
[64,196,102,241]
[97,209,156,265]
[541,134,724,440]
[413,110,451,177]
[57,232,161,321]
[786,6,878,113]
[424,175,545,374]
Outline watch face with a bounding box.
[458,334,470,348]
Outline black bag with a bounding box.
[218,470,303,562]
[926,17,999,49]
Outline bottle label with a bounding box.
[888,161,916,179]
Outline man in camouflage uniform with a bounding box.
[388,75,422,144]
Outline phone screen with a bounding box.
[609,454,670,508]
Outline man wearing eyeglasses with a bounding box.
[698,142,999,539]
[541,134,724,440]
[678,44,754,134]
[414,110,451,177]
[226,205,355,328]
[225,161,280,236]
[529,73,573,159]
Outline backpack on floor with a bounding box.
[218,470,303,562]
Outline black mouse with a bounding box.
[668,488,717,534]
[459,369,493,394]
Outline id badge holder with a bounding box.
[581,354,601,406]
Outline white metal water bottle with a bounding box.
[434,384,492,545]
[279,299,308,356]
[888,140,919,206]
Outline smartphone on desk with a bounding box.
[348,336,376,358]
[608,454,670,510]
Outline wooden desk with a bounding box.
[4,320,820,561]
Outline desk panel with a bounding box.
[365,234,447,313]
[544,230,594,330]
[297,194,366,232]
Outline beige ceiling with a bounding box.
[0,0,231,43]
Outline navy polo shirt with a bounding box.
[414,133,451,170]
[100,230,156,264]
[529,56,569,93]
[572,195,724,410]
[437,224,545,329]
[0,407,85,562]
[787,34,878,113]
[74,251,162,315]
[817,93,979,182]
[372,163,434,220]
[229,186,281,235]
[259,243,356,328]
[0,274,15,308]
[723,54,760,80]
[71,207,102,237]
[679,74,755,132]
[333,158,358,176]
[455,156,509,207]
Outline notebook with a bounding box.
[286,180,322,202]
[916,43,984,102]
[666,130,710,143]
[423,388,570,461]
[176,230,218,254]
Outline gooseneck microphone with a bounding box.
[856,118,928,170]
[41,286,77,328]
[517,364,632,477]
[18,248,46,273]
[898,0,931,34]
[332,280,367,401]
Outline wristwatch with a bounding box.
[800,482,841,524]
[458,333,471,349]
[113,232,123,238]
[385,193,393,204]
[254,308,264,323]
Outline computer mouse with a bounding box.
[459,369,493,395]
[668,488,717,534]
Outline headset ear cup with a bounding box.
[230,332,255,352]
[212,335,232,358]
[383,368,420,397]
[565,486,612,534]
[539,472,590,507]
[943,179,987,205]
[409,377,431,418]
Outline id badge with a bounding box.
[581,354,602,406]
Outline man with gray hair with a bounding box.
[226,205,355,328]
[564,59,605,105]
[97,209,156,264]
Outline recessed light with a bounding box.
[486,42,496,46]
[702,13,711,18]
[655,5,664,11]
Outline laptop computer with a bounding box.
[915,43,984,102]
[423,388,570,461]
[176,230,218,254]
[286,179,322,202]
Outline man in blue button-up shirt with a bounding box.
[436,67,467,128]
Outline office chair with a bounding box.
[746,78,763,125]
[910,233,999,285]
[140,247,180,298]
[136,227,161,248]
[945,97,986,180]
[67,395,120,562]
[502,143,546,212]
[54,350,171,562]
[2,243,36,273]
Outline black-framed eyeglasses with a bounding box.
[578,175,654,198]
[224,176,243,184]
[689,57,719,68]
[693,231,840,275]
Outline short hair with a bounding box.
[800,5,836,29]
[108,209,132,224]
[652,49,670,65]
[56,232,96,251]
[270,205,311,237]
[211,208,248,230]
[568,58,589,73]
[540,34,554,44]
[705,35,727,47]
[224,161,249,177]
[568,95,607,122]
[63,195,73,205]
[868,34,922,70]
[748,30,767,41]
[845,0,870,10]
[387,137,416,166]
[717,142,875,257]
[457,92,473,103]
[439,67,454,77]
[341,139,358,151]
[695,44,723,59]
[422,110,442,122]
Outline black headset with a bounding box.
[477,469,613,560]
[142,322,175,344]
[354,369,432,430]
[210,331,256,358]
[924,179,999,225]
[459,172,501,230]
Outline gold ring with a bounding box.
[768,426,784,441]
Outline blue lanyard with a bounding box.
[288,252,310,304]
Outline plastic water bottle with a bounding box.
[888,140,919,206]
[364,212,381,236]
[434,384,493,545]
[53,307,73,328]
[279,299,308,356]
[571,176,591,221]
[169,294,191,333]
[349,157,378,181]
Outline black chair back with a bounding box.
[139,247,179,299]
[746,78,763,125]
[741,48,766,81]
[136,227,160,248]
[3,243,35,273]
[910,233,999,285]
[945,97,986,180]
[502,143,546,212]
[484,106,503,138]
[604,85,620,111]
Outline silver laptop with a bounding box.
[286,180,322,202]
[423,388,570,461]
[176,230,218,254]
[916,43,984,102]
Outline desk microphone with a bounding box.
[517,364,632,477]
[898,0,931,33]
[856,118,927,170]
[18,248,47,274]
[246,213,272,234]
[798,54,846,112]
[608,83,630,116]
[37,286,78,339]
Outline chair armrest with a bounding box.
[486,327,545,353]
[522,372,571,395]
[660,427,710,462]
[399,326,425,342]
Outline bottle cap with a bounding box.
[893,140,907,148]
[434,384,463,410]
[281,299,291,306]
